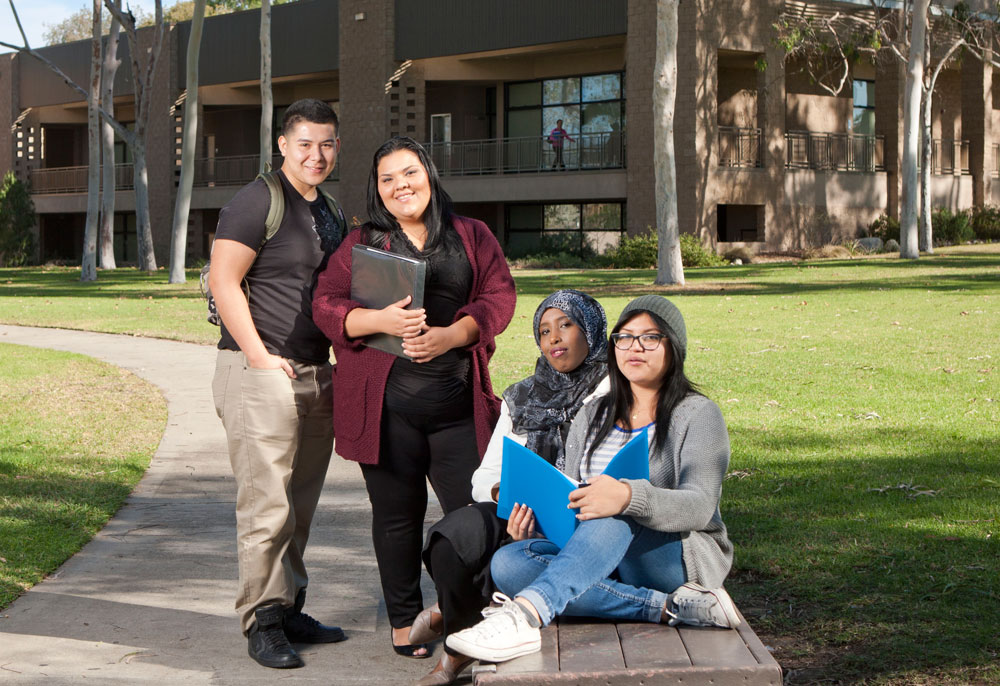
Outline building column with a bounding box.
[876,55,904,220]
[962,50,992,208]
[760,35,787,250]
[339,0,395,222]
[0,54,17,177]
[625,0,657,236]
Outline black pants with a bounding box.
[360,404,479,629]
[423,502,509,656]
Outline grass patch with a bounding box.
[0,266,217,344]
[1,245,998,683]
[0,343,166,609]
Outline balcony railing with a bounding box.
[423,131,625,176]
[191,153,286,187]
[29,163,134,194]
[785,131,885,172]
[929,139,969,175]
[718,127,762,168]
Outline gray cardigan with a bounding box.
[562,394,734,589]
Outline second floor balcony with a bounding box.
[785,131,885,172]
[424,132,625,176]
[29,163,134,195]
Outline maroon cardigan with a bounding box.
[312,215,516,465]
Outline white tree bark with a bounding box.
[168,0,207,284]
[99,0,121,270]
[105,0,164,272]
[82,0,102,282]
[653,0,684,286]
[900,0,929,260]
[259,0,273,174]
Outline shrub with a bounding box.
[679,233,726,267]
[598,229,658,268]
[931,208,974,246]
[0,171,36,266]
[505,232,596,263]
[868,213,900,243]
[804,244,852,260]
[969,205,1000,241]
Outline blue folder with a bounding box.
[496,431,649,548]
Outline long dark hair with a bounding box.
[585,310,701,462]
[364,136,455,254]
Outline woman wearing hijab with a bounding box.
[410,289,609,685]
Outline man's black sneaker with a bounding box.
[284,588,346,644]
[248,604,304,669]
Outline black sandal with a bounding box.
[391,629,430,659]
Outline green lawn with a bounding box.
[0,343,166,609]
[1,247,998,684]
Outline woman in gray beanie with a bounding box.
[447,295,738,664]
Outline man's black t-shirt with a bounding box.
[215,170,342,364]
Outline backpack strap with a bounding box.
[318,186,348,242]
[257,170,285,247]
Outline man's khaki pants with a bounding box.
[212,349,334,634]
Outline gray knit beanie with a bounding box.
[614,295,687,361]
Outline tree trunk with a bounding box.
[104,0,164,272]
[653,0,684,285]
[900,0,929,260]
[82,0,102,282]
[259,0,273,174]
[169,0,207,284]
[919,86,934,254]
[99,0,121,269]
[133,141,157,271]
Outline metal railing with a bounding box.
[718,127,762,168]
[423,131,625,176]
[929,139,969,175]
[29,163,134,194]
[785,131,884,172]
[191,153,285,187]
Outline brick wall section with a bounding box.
[625,0,656,235]
[338,0,395,222]
[876,55,904,220]
[0,54,15,176]
[146,25,177,265]
[962,51,992,207]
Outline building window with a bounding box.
[114,213,138,264]
[852,79,875,135]
[505,72,625,169]
[505,202,625,257]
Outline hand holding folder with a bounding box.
[349,244,426,358]
[497,432,649,548]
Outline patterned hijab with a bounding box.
[502,290,608,468]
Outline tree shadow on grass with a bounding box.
[722,424,999,684]
[513,253,1000,300]
[0,268,205,301]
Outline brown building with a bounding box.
[1,0,995,265]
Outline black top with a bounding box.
[384,227,474,414]
[215,170,343,364]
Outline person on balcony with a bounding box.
[547,119,574,169]
[208,98,347,669]
[312,136,516,663]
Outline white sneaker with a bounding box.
[664,583,741,629]
[445,592,542,663]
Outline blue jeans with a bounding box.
[490,516,685,626]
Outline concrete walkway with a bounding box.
[0,325,448,685]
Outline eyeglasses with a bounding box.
[610,333,667,351]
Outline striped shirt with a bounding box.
[580,422,655,481]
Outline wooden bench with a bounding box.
[472,610,781,685]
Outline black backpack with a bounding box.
[200,170,346,325]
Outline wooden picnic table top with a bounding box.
[473,610,782,686]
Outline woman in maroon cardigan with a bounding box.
[312,137,516,659]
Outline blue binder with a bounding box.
[497,431,649,548]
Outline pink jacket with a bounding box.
[312,215,516,465]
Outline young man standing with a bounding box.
[209,99,346,669]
